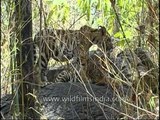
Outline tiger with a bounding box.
[45,45,113,84]
[86,47,114,85]
[78,26,113,82]
[33,25,113,83]
[33,28,80,82]
[45,59,81,83]
[43,68,76,84]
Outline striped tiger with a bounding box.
[34,28,80,82]
[41,58,81,84]
[34,25,113,82]
[44,68,75,83]
[54,67,80,83]
[53,57,82,83]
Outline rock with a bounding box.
[1,83,125,119]
[38,83,123,119]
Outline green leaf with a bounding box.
[97,0,101,10]
[116,39,125,47]
[149,97,156,111]
[125,30,132,39]
[52,0,67,5]
[47,10,54,24]
[114,32,123,38]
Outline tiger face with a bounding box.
[78,25,113,82]
[80,25,113,53]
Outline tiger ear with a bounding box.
[98,26,106,36]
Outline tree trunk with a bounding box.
[14,0,38,119]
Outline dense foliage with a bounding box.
[1,0,159,119]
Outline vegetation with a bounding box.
[1,0,159,119]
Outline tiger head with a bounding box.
[80,25,113,53]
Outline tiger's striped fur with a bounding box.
[42,58,81,84]
[34,28,81,81]
[34,25,113,83]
